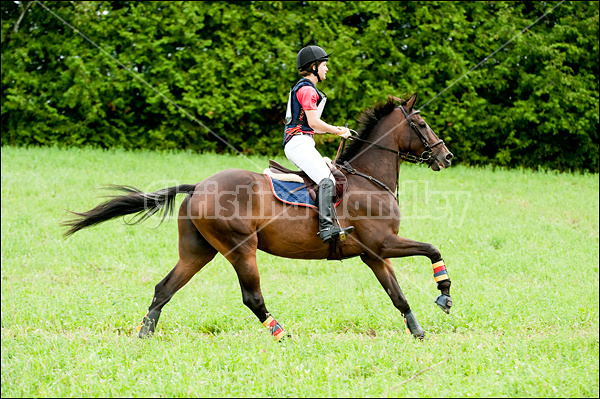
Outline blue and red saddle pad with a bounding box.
[266,175,318,209]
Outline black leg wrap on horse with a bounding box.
[137,309,161,338]
[317,179,354,243]
[404,311,425,339]
[436,279,451,291]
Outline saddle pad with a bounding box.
[266,175,317,209]
[263,168,304,183]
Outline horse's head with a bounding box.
[339,94,453,173]
[396,93,453,171]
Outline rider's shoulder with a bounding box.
[293,78,316,90]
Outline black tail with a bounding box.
[62,184,197,237]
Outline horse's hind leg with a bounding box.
[221,234,286,341]
[361,255,425,339]
[138,208,217,338]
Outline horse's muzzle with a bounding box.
[430,151,453,171]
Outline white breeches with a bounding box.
[284,135,336,185]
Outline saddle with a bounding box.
[264,159,347,204]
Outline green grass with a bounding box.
[2,145,598,397]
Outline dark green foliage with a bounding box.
[1,1,598,172]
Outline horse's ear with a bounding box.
[406,92,419,110]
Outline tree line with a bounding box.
[1,1,598,172]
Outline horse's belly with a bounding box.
[256,214,331,259]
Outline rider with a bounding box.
[283,45,354,243]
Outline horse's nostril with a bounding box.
[446,153,454,161]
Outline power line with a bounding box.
[33,0,260,165]
[419,0,566,111]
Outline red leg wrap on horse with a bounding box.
[262,315,286,341]
[432,259,449,283]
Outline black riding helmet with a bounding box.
[296,45,332,82]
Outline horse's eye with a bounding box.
[419,123,427,128]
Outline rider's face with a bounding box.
[318,61,329,80]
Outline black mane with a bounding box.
[338,95,407,163]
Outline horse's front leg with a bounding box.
[361,255,425,339]
[380,235,453,314]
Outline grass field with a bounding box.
[1,145,598,397]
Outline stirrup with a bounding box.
[337,225,354,241]
[319,225,354,242]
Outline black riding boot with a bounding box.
[317,178,354,242]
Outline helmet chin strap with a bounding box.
[310,64,322,82]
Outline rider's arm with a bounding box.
[296,86,349,137]
[305,110,347,136]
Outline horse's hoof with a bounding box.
[137,322,153,338]
[404,311,426,339]
[137,310,161,338]
[435,294,452,314]
[277,332,292,343]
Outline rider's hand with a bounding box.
[334,126,351,139]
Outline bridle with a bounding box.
[398,106,445,162]
[334,105,445,202]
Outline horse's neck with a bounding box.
[350,135,400,194]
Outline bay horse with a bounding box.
[63,93,454,340]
